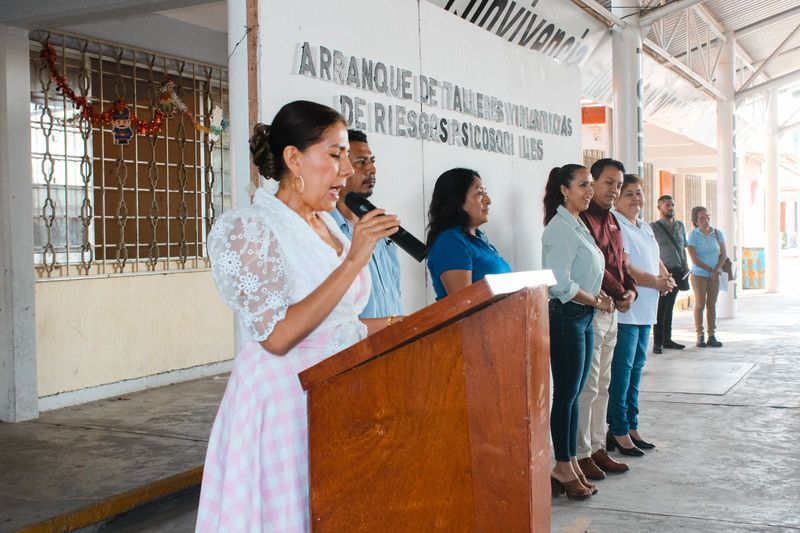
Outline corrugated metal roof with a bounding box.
[594,0,800,82]
[704,0,799,32]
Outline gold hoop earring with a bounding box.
[291,175,305,194]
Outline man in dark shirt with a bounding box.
[577,158,638,480]
[650,195,688,353]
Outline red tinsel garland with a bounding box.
[40,42,164,135]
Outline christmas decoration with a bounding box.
[208,105,229,142]
[111,104,134,145]
[39,43,227,140]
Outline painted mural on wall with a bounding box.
[741,247,765,289]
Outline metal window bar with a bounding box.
[643,162,656,223]
[29,31,230,279]
[685,174,702,223]
[705,178,717,222]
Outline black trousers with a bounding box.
[653,268,682,346]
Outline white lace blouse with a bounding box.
[207,188,369,352]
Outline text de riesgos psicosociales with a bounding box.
[296,42,575,160]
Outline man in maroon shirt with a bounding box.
[577,158,638,480]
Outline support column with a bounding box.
[611,9,644,176]
[765,88,780,293]
[228,0,251,209]
[228,0,251,355]
[0,24,38,422]
[715,32,737,317]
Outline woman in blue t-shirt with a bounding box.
[425,168,512,300]
[687,205,728,348]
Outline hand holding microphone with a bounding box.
[347,209,400,269]
[345,193,428,262]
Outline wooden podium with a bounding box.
[299,271,556,532]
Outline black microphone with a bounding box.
[344,192,428,262]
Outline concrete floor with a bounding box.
[2,261,798,532]
[551,269,800,532]
[0,376,227,532]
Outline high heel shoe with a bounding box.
[576,472,599,495]
[551,476,592,500]
[606,430,645,457]
[630,436,656,450]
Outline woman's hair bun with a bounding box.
[248,101,347,182]
[249,123,279,181]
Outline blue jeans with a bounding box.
[607,324,651,436]
[549,300,595,462]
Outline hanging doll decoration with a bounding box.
[157,79,179,117]
[111,105,134,145]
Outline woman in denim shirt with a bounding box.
[542,164,613,500]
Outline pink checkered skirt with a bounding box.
[195,337,335,532]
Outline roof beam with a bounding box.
[640,0,709,28]
[669,5,758,71]
[779,120,800,136]
[735,5,800,39]
[574,0,627,30]
[752,44,800,67]
[692,4,726,39]
[643,38,724,99]
[736,67,800,101]
[779,102,800,129]
[738,23,800,93]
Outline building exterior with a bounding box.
[2,0,797,422]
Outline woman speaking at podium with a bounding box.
[425,168,512,300]
[542,164,613,500]
[196,101,401,532]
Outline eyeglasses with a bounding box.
[352,156,376,167]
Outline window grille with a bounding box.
[582,149,606,169]
[685,174,703,225]
[705,179,717,223]
[643,162,655,222]
[29,31,231,279]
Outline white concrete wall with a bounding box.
[259,0,582,311]
[582,121,611,155]
[36,272,234,397]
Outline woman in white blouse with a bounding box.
[196,101,401,532]
[606,174,675,456]
[542,164,613,500]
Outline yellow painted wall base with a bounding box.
[36,272,233,396]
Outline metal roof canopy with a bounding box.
[574,0,800,105]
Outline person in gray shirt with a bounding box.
[650,195,688,353]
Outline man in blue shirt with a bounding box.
[330,130,403,318]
